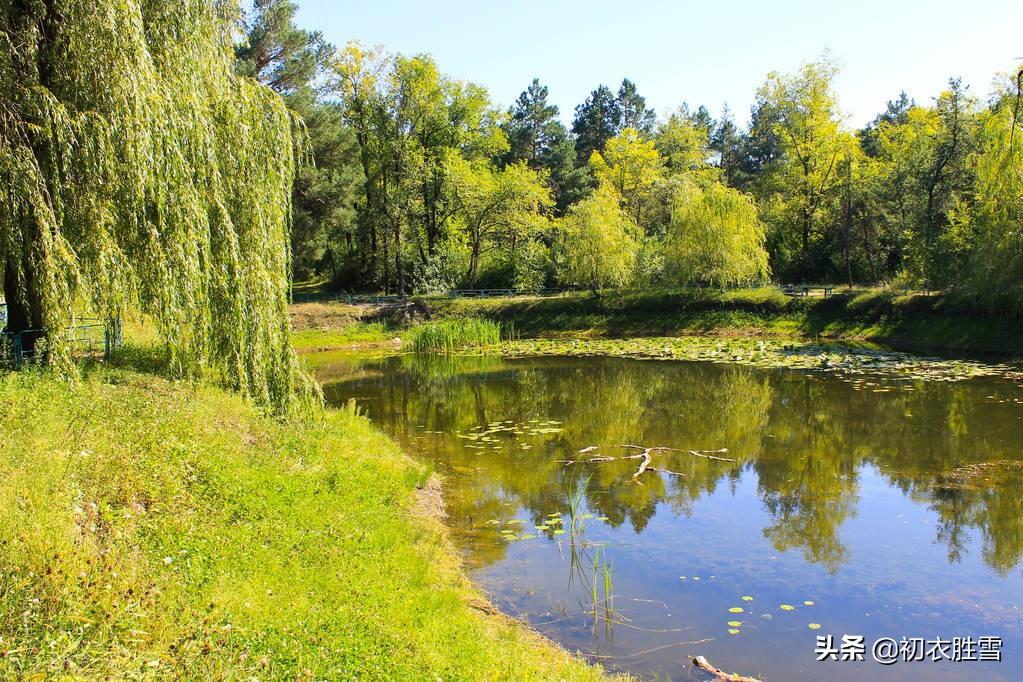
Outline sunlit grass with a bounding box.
[0,364,613,680]
[404,318,501,353]
[291,322,395,351]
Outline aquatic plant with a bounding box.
[566,475,590,537]
[404,318,501,353]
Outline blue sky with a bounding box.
[296,0,1022,127]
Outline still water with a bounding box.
[314,352,1023,681]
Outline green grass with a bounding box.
[403,318,502,353]
[0,363,612,680]
[291,322,395,352]
[424,288,1023,356]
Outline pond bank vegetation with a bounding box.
[0,359,615,680]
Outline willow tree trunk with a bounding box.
[3,258,45,357]
[3,0,54,358]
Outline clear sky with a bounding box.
[296,0,1022,128]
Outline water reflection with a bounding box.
[319,353,1023,680]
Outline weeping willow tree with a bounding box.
[1,1,304,409]
[662,178,770,288]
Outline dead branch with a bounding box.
[632,449,653,479]
[561,445,729,476]
[618,444,734,463]
[691,656,762,682]
[649,466,686,477]
[687,448,734,462]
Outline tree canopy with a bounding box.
[2,0,303,409]
[8,2,1023,401]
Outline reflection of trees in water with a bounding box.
[320,354,1023,574]
[754,375,859,571]
[889,387,1023,575]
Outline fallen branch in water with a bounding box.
[691,656,762,682]
[687,448,734,462]
[632,449,653,479]
[620,445,733,475]
[559,444,724,476]
[619,444,735,463]
[649,466,686,477]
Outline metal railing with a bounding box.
[443,288,573,299]
[291,287,576,305]
[779,285,835,298]
[2,314,122,367]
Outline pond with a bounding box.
[312,351,1023,681]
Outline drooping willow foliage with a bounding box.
[664,178,770,288]
[1,1,304,409]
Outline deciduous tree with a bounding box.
[557,187,640,291]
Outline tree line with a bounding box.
[240,1,1022,309]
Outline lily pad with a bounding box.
[741,595,753,601]
[728,628,741,635]
[803,600,815,606]
[780,604,795,611]
[808,623,822,630]
[728,607,744,614]
[727,620,743,627]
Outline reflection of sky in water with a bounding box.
[318,354,1023,681]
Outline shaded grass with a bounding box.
[425,288,1023,356]
[0,366,612,680]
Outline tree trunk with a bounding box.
[3,259,45,358]
[467,234,481,288]
[861,221,879,283]
[844,159,853,287]
[394,218,405,296]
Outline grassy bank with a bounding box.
[289,301,398,352]
[424,288,1023,356]
[0,363,610,680]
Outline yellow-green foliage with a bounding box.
[590,128,662,224]
[404,317,501,352]
[0,367,610,680]
[558,187,640,290]
[0,2,301,409]
[965,75,1023,311]
[664,178,771,287]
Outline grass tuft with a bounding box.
[404,318,502,353]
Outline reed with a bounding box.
[404,318,502,353]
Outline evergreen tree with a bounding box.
[236,0,362,280]
[571,84,622,165]
[235,0,332,94]
[617,78,656,134]
[503,79,577,212]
